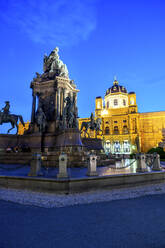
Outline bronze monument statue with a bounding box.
[80,112,102,137]
[0,101,25,134]
[0,47,102,167]
[35,107,47,133]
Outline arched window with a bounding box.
[97,102,101,109]
[123,140,130,153]
[123,125,128,134]
[107,101,109,108]
[114,141,120,152]
[114,126,119,134]
[123,99,126,106]
[105,126,110,134]
[130,97,134,105]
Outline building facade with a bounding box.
[79,79,165,154]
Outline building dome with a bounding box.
[105,79,127,96]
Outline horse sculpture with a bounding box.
[80,117,102,137]
[0,111,25,134]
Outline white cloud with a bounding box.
[1,0,97,46]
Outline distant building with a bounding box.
[79,78,165,154]
[19,78,165,154]
[18,121,30,135]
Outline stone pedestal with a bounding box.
[20,133,42,152]
[152,154,162,171]
[86,154,98,176]
[57,153,68,178]
[55,128,83,147]
[115,159,124,168]
[0,134,18,151]
[28,153,41,176]
[136,153,148,172]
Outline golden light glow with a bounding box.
[19,80,165,154]
[102,109,108,115]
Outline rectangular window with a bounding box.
[114,99,118,106]
[123,99,126,106]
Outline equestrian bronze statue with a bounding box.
[80,112,102,138]
[0,101,25,134]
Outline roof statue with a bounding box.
[114,75,117,81]
[113,75,119,85]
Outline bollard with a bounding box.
[115,159,124,168]
[86,154,98,176]
[152,153,162,171]
[136,153,148,172]
[28,153,41,176]
[57,153,68,178]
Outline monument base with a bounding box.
[82,138,103,152]
[55,128,83,147]
[136,168,148,173]
[57,173,68,178]
[86,171,98,177]
[0,130,104,167]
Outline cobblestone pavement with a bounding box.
[0,182,165,208]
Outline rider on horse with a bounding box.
[0,101,24,134]
[2,101,10,119]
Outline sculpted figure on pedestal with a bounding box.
[35,107,47,133]
[90,112,95,130]
[43,47,69,78]
[61,95,78,129]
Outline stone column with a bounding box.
[115,159,124,168]
[63,88,66,115]
[28,153,41,177]
[31,92,36,123]
[60,89,63,116]
[57,153,68,178]
[136,153,148,172]
[57,88,61,119]
[86,154,98,176]
[54,90,57,118]
[152,154,162,171]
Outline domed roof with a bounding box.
[105,79,127,96]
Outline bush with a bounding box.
[147,147,165,159]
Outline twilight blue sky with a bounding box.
[0,0,165,133]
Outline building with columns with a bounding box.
[79,78,165,154]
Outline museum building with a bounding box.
[19,78,165,154]
[78,78,165,154]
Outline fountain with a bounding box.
[0,47,164,193]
